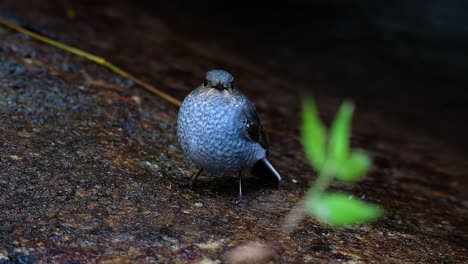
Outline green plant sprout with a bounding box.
[302,98,382,227]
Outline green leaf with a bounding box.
[329,101,354,165]
[306,192,382,227]
[302,98,327,171]
[336,151,371,183]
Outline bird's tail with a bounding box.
[261,158,282,181]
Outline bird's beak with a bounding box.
[214,83,226,90]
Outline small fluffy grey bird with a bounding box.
[177,69,281,197]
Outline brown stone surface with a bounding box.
[0,1,466,263]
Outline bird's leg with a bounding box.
[238,171,243,201]
[190,168,203,190]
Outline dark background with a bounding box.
[145,0,468,84]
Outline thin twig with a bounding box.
[0,17,182,107]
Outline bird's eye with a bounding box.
[203,81,208,87]
[229,83,234,89]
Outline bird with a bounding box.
[177,69,281,198]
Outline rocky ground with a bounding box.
[0,1,466,263]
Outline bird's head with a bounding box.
[203,69,235,90]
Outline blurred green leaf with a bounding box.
[306,192,382,227]
[336,151,371,182]
[329,101,354,165]
[302,98,327,171]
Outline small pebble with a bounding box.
[0,251,8,260]
[199,257,221,264]
[9,155,21,160]
[131,95,141,104]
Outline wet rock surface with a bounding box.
[0,1,467,263]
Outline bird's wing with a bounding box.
[241,99,268,149]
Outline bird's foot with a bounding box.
[189,181,195,191]
[231,194,245,205]
[189,168,203,191]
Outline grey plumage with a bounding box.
[177,69,281,194]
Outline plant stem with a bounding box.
[308,162,334,200]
